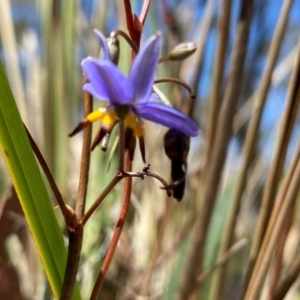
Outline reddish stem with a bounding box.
[80,176,122,226]
[123,0,144,52]
[24,125,68,220]
[89,3,147,297]
[140,0,151,25]
[123,0,134,30]
[90,151,132,300]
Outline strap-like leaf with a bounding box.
[0,60,81,300]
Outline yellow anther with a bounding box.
[102,111,117,128]
[125,114,144,137]
[125,114,136,129]
[134,122,144,138]
[86,108,106,123]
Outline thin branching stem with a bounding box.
[60,85,93,300]
[80,175,122,226]
[24,125,68,219]
[146,172,172,196]
[121,167,172,197]
[80,122,128,226]
[90,149,133,299]
[75,82,93,218]
[110,30,139,54]
[155,77,196,99]
[158,56,169,64]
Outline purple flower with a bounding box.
[81,32,200,137]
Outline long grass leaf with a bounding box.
[0,61,81,300]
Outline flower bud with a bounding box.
[168,42,197,61]
[107,36,120,65]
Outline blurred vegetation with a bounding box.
[0,0,300,299]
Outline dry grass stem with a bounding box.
[210,0,294,297]
[176,2,253,298]
[181,0,216,116]
[244,135,300,299]
[197,238,248,283]
[204,0,232,165]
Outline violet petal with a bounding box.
[94,29,111,61]
[129,35,162,103]
[82,58,132,104]
[134,102,200,137]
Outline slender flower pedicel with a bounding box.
[70,31,200,150]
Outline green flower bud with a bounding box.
[107,36,120,65]
[168,42,197,61]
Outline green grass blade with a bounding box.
[0,60,81,300]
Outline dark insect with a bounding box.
[163,129,190,201]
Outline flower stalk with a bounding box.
[61,1,199,298]
[155,77,196,99]
[110,29,139,54]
